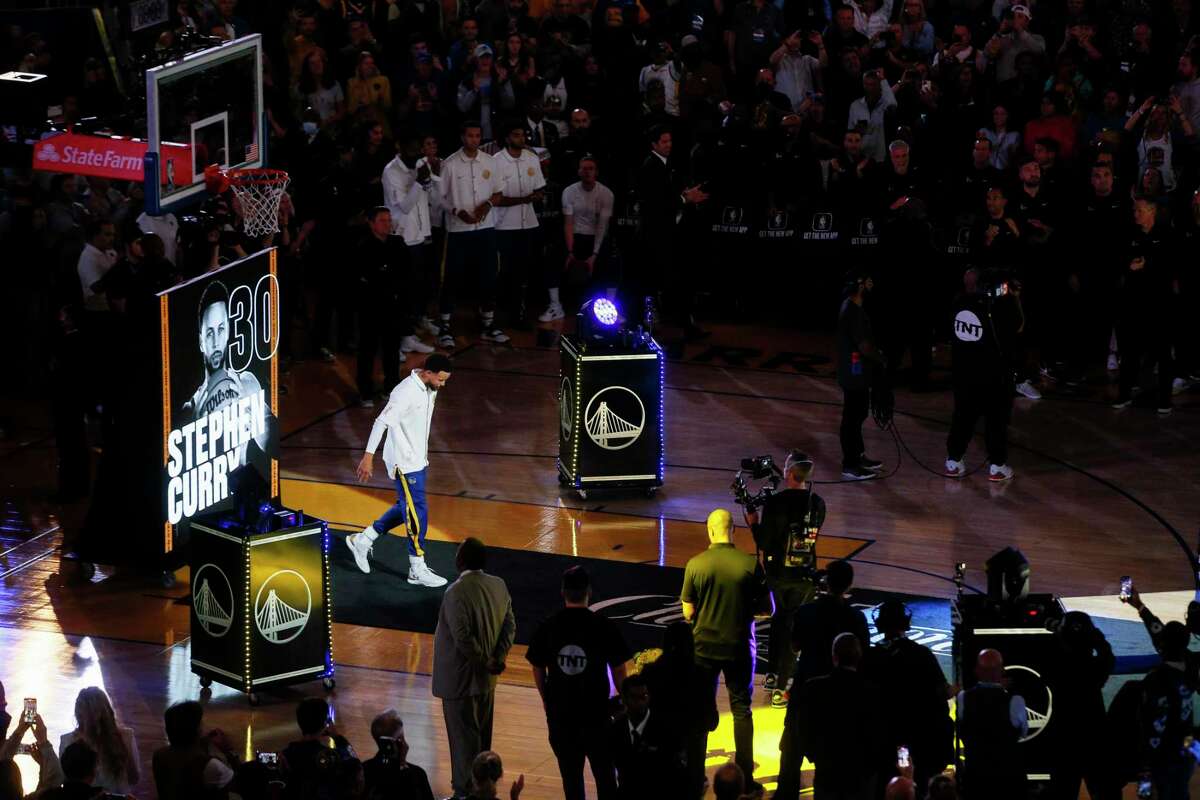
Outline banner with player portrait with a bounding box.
[159,249,280,553]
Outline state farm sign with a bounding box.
[33,132,192,184]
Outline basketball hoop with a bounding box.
[205,165,290,237]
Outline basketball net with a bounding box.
[204,165,290,238]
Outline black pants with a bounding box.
[946,378,1012,466]
[840,386,870,469]
[1049,738,1119,800]
[440,228,498,315]
[1117,324,1173,408]
[548,721,619,800]
[767,579,815,679]
[690,653,755,791]
[357,298,402,399]
[496,227,541,320]
[404,240,434,331]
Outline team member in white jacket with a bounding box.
[438,120,507,348]
[381,131,440,354]
[349,354,454,587]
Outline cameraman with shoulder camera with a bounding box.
[944,267,1022,482]
[742,451,827,708]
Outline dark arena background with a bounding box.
[1,1,1199,798]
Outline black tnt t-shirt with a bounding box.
[527,606,632,724]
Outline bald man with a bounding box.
[680,509,771,795]
[956,649,1028,800]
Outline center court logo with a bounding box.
[254,569,312,644]
[1005,664,1052,742]
[584,386,645,450]
[192,563,234,638]
[954,309,984,342]
[560,378,574,440]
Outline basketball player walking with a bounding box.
[348,353,454,587]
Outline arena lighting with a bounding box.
[592,297,619,326]
[578,297,622,342]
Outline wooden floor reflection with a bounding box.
[3,323,1199,798]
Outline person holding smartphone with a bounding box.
[362,709,435,800]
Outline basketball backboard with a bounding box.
[145,34,263,213]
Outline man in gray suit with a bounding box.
[432,537,516,799]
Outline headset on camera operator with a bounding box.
[944,267,1022,483]
[738,451,827,706]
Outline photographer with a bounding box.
[742,451,827,707]
[361,710,434,800]
[944,267,1022,482]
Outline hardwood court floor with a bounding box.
[2,321,1198,798]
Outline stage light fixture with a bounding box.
[578,297,622,342]
[592,297,619,326]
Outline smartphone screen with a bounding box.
[23,698,36,724]
[897,746,910,768]
[1120,576,1132,599]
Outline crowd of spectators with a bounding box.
[3,0,1199,423]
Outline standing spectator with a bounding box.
[609,675,678,798]
[726,0,784,86]
[980,104,1022,171]
[797,633,886,800]
[456,45,516,142]
[382,131,439,355]
[152,701,238,800]
[1023,92,1078,164]
[771,30,827,111]
[58,687,138,796]
[639,43,682,117]
[526,566,630,800]
[1174,49,1200,134]
[862,601,954,796]
[679,509,771,795]
[1126,95,1194,195]
[1112,196,1176,415]
[836,270,885,480]
[898,0,935,57]
[1047,612,1116,800]
[639,622,712,795]
[438,121,508,347]
[353,207,406,406]
[982,6,1045,84]
[956,649,1028,800]
[1,688,62,799]
[1138,621,1196,800]
[76,220,117,314]
[361,709,435,800]
[298,49,347,128]
[39,742,104,800]
[347,52,393,131]
[432,538,516,800]
[492,121,546,327]
[848,70,898,162]
[971,186,1022,268]
[776,560,871,800]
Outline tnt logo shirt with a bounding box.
[526,606,633,725]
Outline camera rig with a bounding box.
[731,455,783,511]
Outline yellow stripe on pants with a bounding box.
[398,473,424,557]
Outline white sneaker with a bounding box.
[538,303,565,322]
[401,335,435,354]
[945,459,966,478]
[420,317,441,336]
[481,326,510,343]
[1015,380,1042,400]
[1107,353,1119,371]
[437,327,455,349]
[988,463,1014,482]
[407,557,448,588]
[345,529,374,573]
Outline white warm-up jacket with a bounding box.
[365,370,437,477]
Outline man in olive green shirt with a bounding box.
[680,509,771,794]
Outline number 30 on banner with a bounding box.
[227,274,280,372]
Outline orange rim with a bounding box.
[225,168,290,186]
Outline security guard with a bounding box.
[944,267,1022,482]
[743,450,827,707]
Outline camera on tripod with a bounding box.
[731,455,783,510]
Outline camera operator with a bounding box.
[361,709,434,800]
[742,451,827,708]
[944,267,1022,482]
